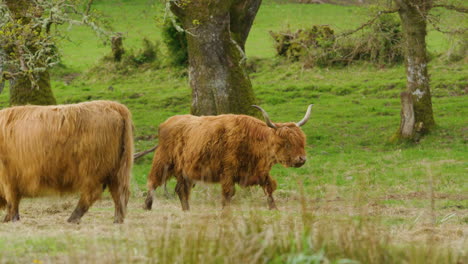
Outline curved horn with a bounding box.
[252,105,277,129]
[296,104,313,127]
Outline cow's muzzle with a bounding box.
[293,156,307,168]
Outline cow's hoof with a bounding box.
[268,204,278,210]
[144,197,153,211]
[143,202,152,211]
[67,217,81,224]
[113,219,124,224]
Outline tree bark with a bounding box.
[4,0,57,106]
[393,0,435,140]
[171,0,259,116]
[399,91,415,138]
[0,50,5,94]
[111,34,125,62]
[230,0,263,51]
[9,71,56,106]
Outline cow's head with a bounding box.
[253,105,312,168]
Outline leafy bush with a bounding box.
[125,38,160,66]
[271,14,404,67]
[446,33,467,62]
[88,37,161,79]
[161,18,188,67]
[270,25,335,61]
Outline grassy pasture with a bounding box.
[0,0,467,263]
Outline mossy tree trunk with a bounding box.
[392,0,435,141]
[4,0,56,106]
[170,0,261,116]
[0,50,5,94]
[9,72,56,106]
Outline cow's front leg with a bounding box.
[68,186,102,224]
[262,176,278,210]
[3,193,21,222]
[175,177,193,211]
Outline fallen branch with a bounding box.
[134,145,158,160]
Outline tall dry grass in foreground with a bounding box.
[0,166,466,264]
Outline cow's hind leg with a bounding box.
[175,177,193,211]
[108,182,130,224]
[144,160,170,210]
[221,179,236,208]
[262,176,278,210]
[3,193,21,222]
[0,196,6,211]
[68,186,102,224]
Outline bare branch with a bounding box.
[427,16,467,34]
[336,8,400,38]
[432,4,468,13]
[85,0,94,16]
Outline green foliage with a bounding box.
[161,18,188,67]
[270,25,335,61]
[446,33,467,62]
[89,37,161,78]
[270,14,404,67]
[126,38,160,66]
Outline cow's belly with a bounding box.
[181,166,222,182]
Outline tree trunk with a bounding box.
[9,72,56,106]
[393,0,435,141]
[4,0,57,106]
[171,0,259,116]
[0,50,5,94]
[230,0,263,51]
[111,34,125,62]
[399,91,415,138]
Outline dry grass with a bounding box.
[0,184,466,264]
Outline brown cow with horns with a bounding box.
[144,104,313,211]
[0,101,133,223]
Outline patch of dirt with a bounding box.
[282,0,369,5]
[383,191,468,201]
[62,73,80,85]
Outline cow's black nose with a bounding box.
[294,156,306,167]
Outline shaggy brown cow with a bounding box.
[144,105,313,211]
[0,101,133,223]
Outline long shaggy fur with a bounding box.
[0,100,134,223]
[145,114,307,210]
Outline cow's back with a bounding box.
[0,101,130,196]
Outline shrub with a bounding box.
[125,38,160,66]
[270,25,335,61]
[87,37,161,79]
[161,18,188,67]
[446,33,468,62]
[271,14,404,67]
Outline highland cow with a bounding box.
[144,105,313,211]
[0,101,133,223]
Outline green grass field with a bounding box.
[0,1,467,263]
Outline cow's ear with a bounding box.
[296,104,313,127]
[252,105,277,129]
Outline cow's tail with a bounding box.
[116,105,134,216]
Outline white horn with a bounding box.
[252,105,277,129]
[296,104,313,127]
